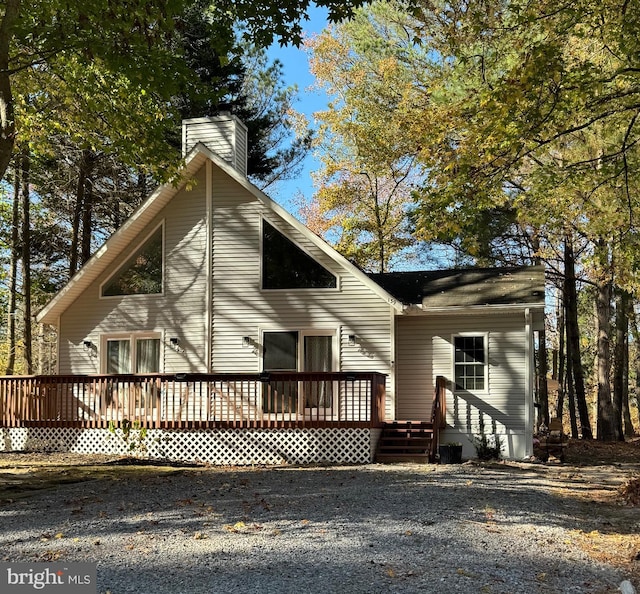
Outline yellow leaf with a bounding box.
[194,532,208,540]
[54,533,64,540]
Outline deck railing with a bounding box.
[428,375,447,461]
[0,372,387,430]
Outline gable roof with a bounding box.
[368,266,545,310]
[37,143,403,326]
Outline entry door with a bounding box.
[262,331,335,416]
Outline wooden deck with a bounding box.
[0,372,387,430]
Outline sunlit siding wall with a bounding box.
[58,168,209,374]
[395,313,530,459]
[182,116,248,177]
[209,168,395,416]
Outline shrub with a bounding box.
[473,433,503,460]
[107,419,148,455]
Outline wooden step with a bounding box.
[385,420,433,429]
[376,421,435,463]
[375,452,430,463]
[379,441,431,448]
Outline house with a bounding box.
[1,115,545,465]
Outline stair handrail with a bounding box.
[429,376,447,462]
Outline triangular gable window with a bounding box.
[262,220,337,289]
[102,226,163,296]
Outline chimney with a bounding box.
[182,114,248,177]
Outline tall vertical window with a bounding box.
[262,220,337,289]
[454,335,486,391]
[135,338,161,373]
[262,331,299,414]
[102,226,163,296]
[106,339,131,374]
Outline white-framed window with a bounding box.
[453,334,487,391]
[101,223,164,297]
[261,329,337,414]
[102,333,162,374]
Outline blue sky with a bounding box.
[266,6,331,211]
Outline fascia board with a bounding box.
[413,303,546,317]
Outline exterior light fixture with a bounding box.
[242,336,252,347]
[348,334,357,346]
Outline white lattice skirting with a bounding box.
[0,427,376,466]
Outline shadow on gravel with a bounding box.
[1,463,634,593]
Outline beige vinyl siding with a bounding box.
[183,117,248,177]
[395,316,434,420]
[56,159,395,417]
[235,130,248,177]
[209,167,395,416]
[58,168,209,374]
[396,312,530,458]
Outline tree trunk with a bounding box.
[537,323,550,427]
[69,150,92,275]
[619,295,634,437]
[0,0,20,181]
[613,290,630,439]
[593,235,617,441]
[628,307,640,436]
[80,172,94,265]
[5,162,20,374]
[564,235,592,439]
[373,192,386,274]
[136,168,148,205]
[622,377,635,437]
[566,356,579,438]
[556,289,566,419]
[20,150,32,374]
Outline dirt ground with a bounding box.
[0,438,638,585]
[531,438,640,582]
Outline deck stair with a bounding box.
[376,421,434,463]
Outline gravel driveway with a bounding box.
[0,460,637,594]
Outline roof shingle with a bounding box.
[368,266,545,308]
